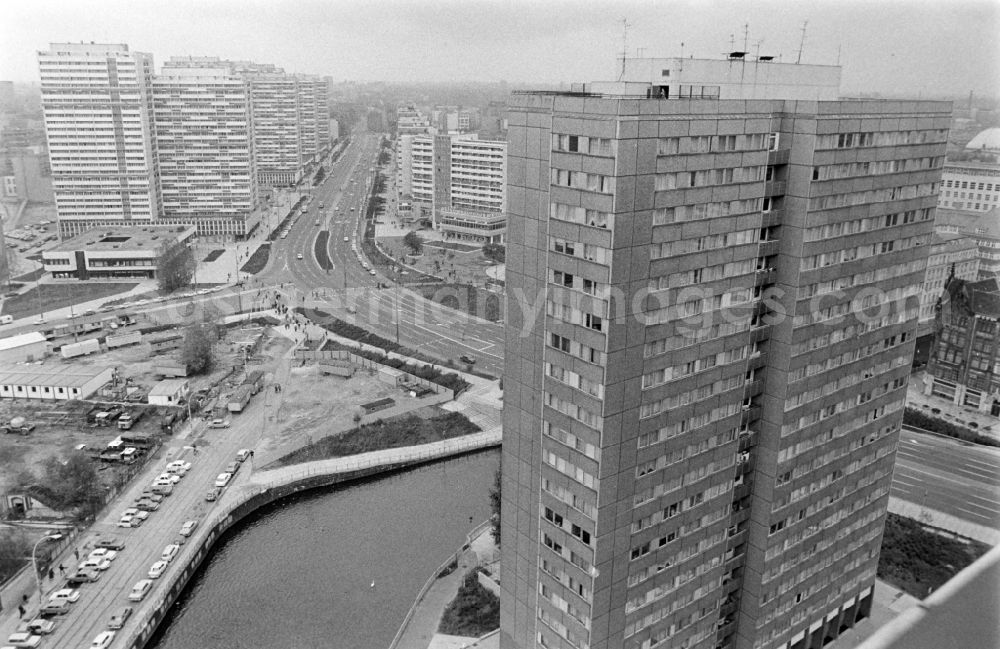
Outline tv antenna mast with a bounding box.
[618,18,631,80]
[796,20,808,64]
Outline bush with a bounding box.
[438,569,500,636]
[482,243,505,263]
[903,407,1000,447]
[878,513,989,598]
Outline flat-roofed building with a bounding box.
[938,160,1000,212]
[42,225,196,280]
[0,332,50,363]
[0,363,114,400]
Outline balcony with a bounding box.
[759,210,783,228]
[732,481,752,502]
[767,148,791,165]
[753,267,776,288]
[720,598,740,618]
[738,431,758,453]
[744,378,765,400]
[757,239,780,257]
[764,180,786,197]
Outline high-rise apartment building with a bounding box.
[396,132,506,241]
[38,43,160,238]
[152,66,259,236]
[501,57,949,649]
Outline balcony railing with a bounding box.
[764,180,786,197]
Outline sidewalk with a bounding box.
[824,580,921,649]
[888,496,1000,546]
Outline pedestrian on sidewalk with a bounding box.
[47,568,54,581]
[74,548,79,560]
[18,604,25,618]
[22,594,28,604]
[59,564,64,575]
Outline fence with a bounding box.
[293,348,456,400]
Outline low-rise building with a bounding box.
[147,378,190,406]
[935,207,1000,279]
[0,332,50,363]
[436,207,506,244]
[0,364,113,400]
[919,233,980,333]
[925,276,1000,414]
[42,225,196,280]
[937,159,1000,213]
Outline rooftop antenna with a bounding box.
[618,18,631,81]
[796,20,808,64]
[728,33,735,56]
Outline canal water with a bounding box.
[147,450,499,649]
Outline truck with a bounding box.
[243,369,265,395]
[154,362,191,378]
[148,335,182,354]
[107,331,142,349]
[61,338,100,359]
[117,409,145,430]
[227,385,252,413]
[2,416,35,435]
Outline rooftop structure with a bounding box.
[0,363,114,400]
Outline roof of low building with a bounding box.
[0,332,47,351]
[0,363,112,387]
[46,225,195,254]
[149,378,189,396]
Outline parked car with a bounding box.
[225,461,240,475]
[205,487,222,502]
[38,599,70,617]
[147,560,168,579]
[214,472,232,488]
[208,419,230,429]
[150,482,174,496]
[90,630,116,649]
[166,460,191,475]
[179,520,198,537]
[66,569,100,584]
[137,491,163,503]
[161,544,180,563]
[117,512,136,528]
[459,355,476,365]
[49,588,80,604]
[236,448,251,462]
[79,557,111,571]
[128,579,153,602]
[6,631,42,648]
[156,472,181,484]
[17,619,54,636]
[135,499,159,512]
[94,538,125,551]
[107,606,133,630]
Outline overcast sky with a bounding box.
[2,0,998,97]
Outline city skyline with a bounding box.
[1,0,998,98]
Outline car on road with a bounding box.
[459,355,476,365]
[344,236,349,242]
[79,557,111,571]
[137,491,163,503]
[319,202,324,208]
[94,538,125,551]
[315,220,320,226]
[179,520,198,537]
[107,606,133,630]
[161,544,180,563]
[208,418,230,429]
[117,511,136,528]
[236,448,251,462]
[156,472,181,484]
[214,472,233,488]
[150,482,173,496]
[128,579,153,602]
[5,632,42,648]
[49,588,80,604]
[16,620,54,636]
[369,269,377,276]
[147,560,168,579]
[205,486,222,501]
[123,507,149,523]
[297,253,304,259]
[90,630,116,649]
[225,461,240,475]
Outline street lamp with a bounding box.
[32,532,63,604]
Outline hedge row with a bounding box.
[903,407,1000,447]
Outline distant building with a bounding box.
[0,363,114,400]
[38,43,160,238]
[0,332,50,363]
[152,65,259,237]
[42,225,196,280]
[925,276,1000,414]
[919,233,980,332]
[396,104,431,135]
[965,127,1000,154]
[396,133,506,240]
[938,160,1000,212]
[0,147,53,202]
[935,208,1000,279]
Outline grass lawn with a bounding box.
[2,282,139,318]
[438,569,500,636]
[203,249,225,263]
[877,513,990,598]
[424,241,481,253]
[273,410,480,466]
[240,243,271,274]
[12,268,44,283]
